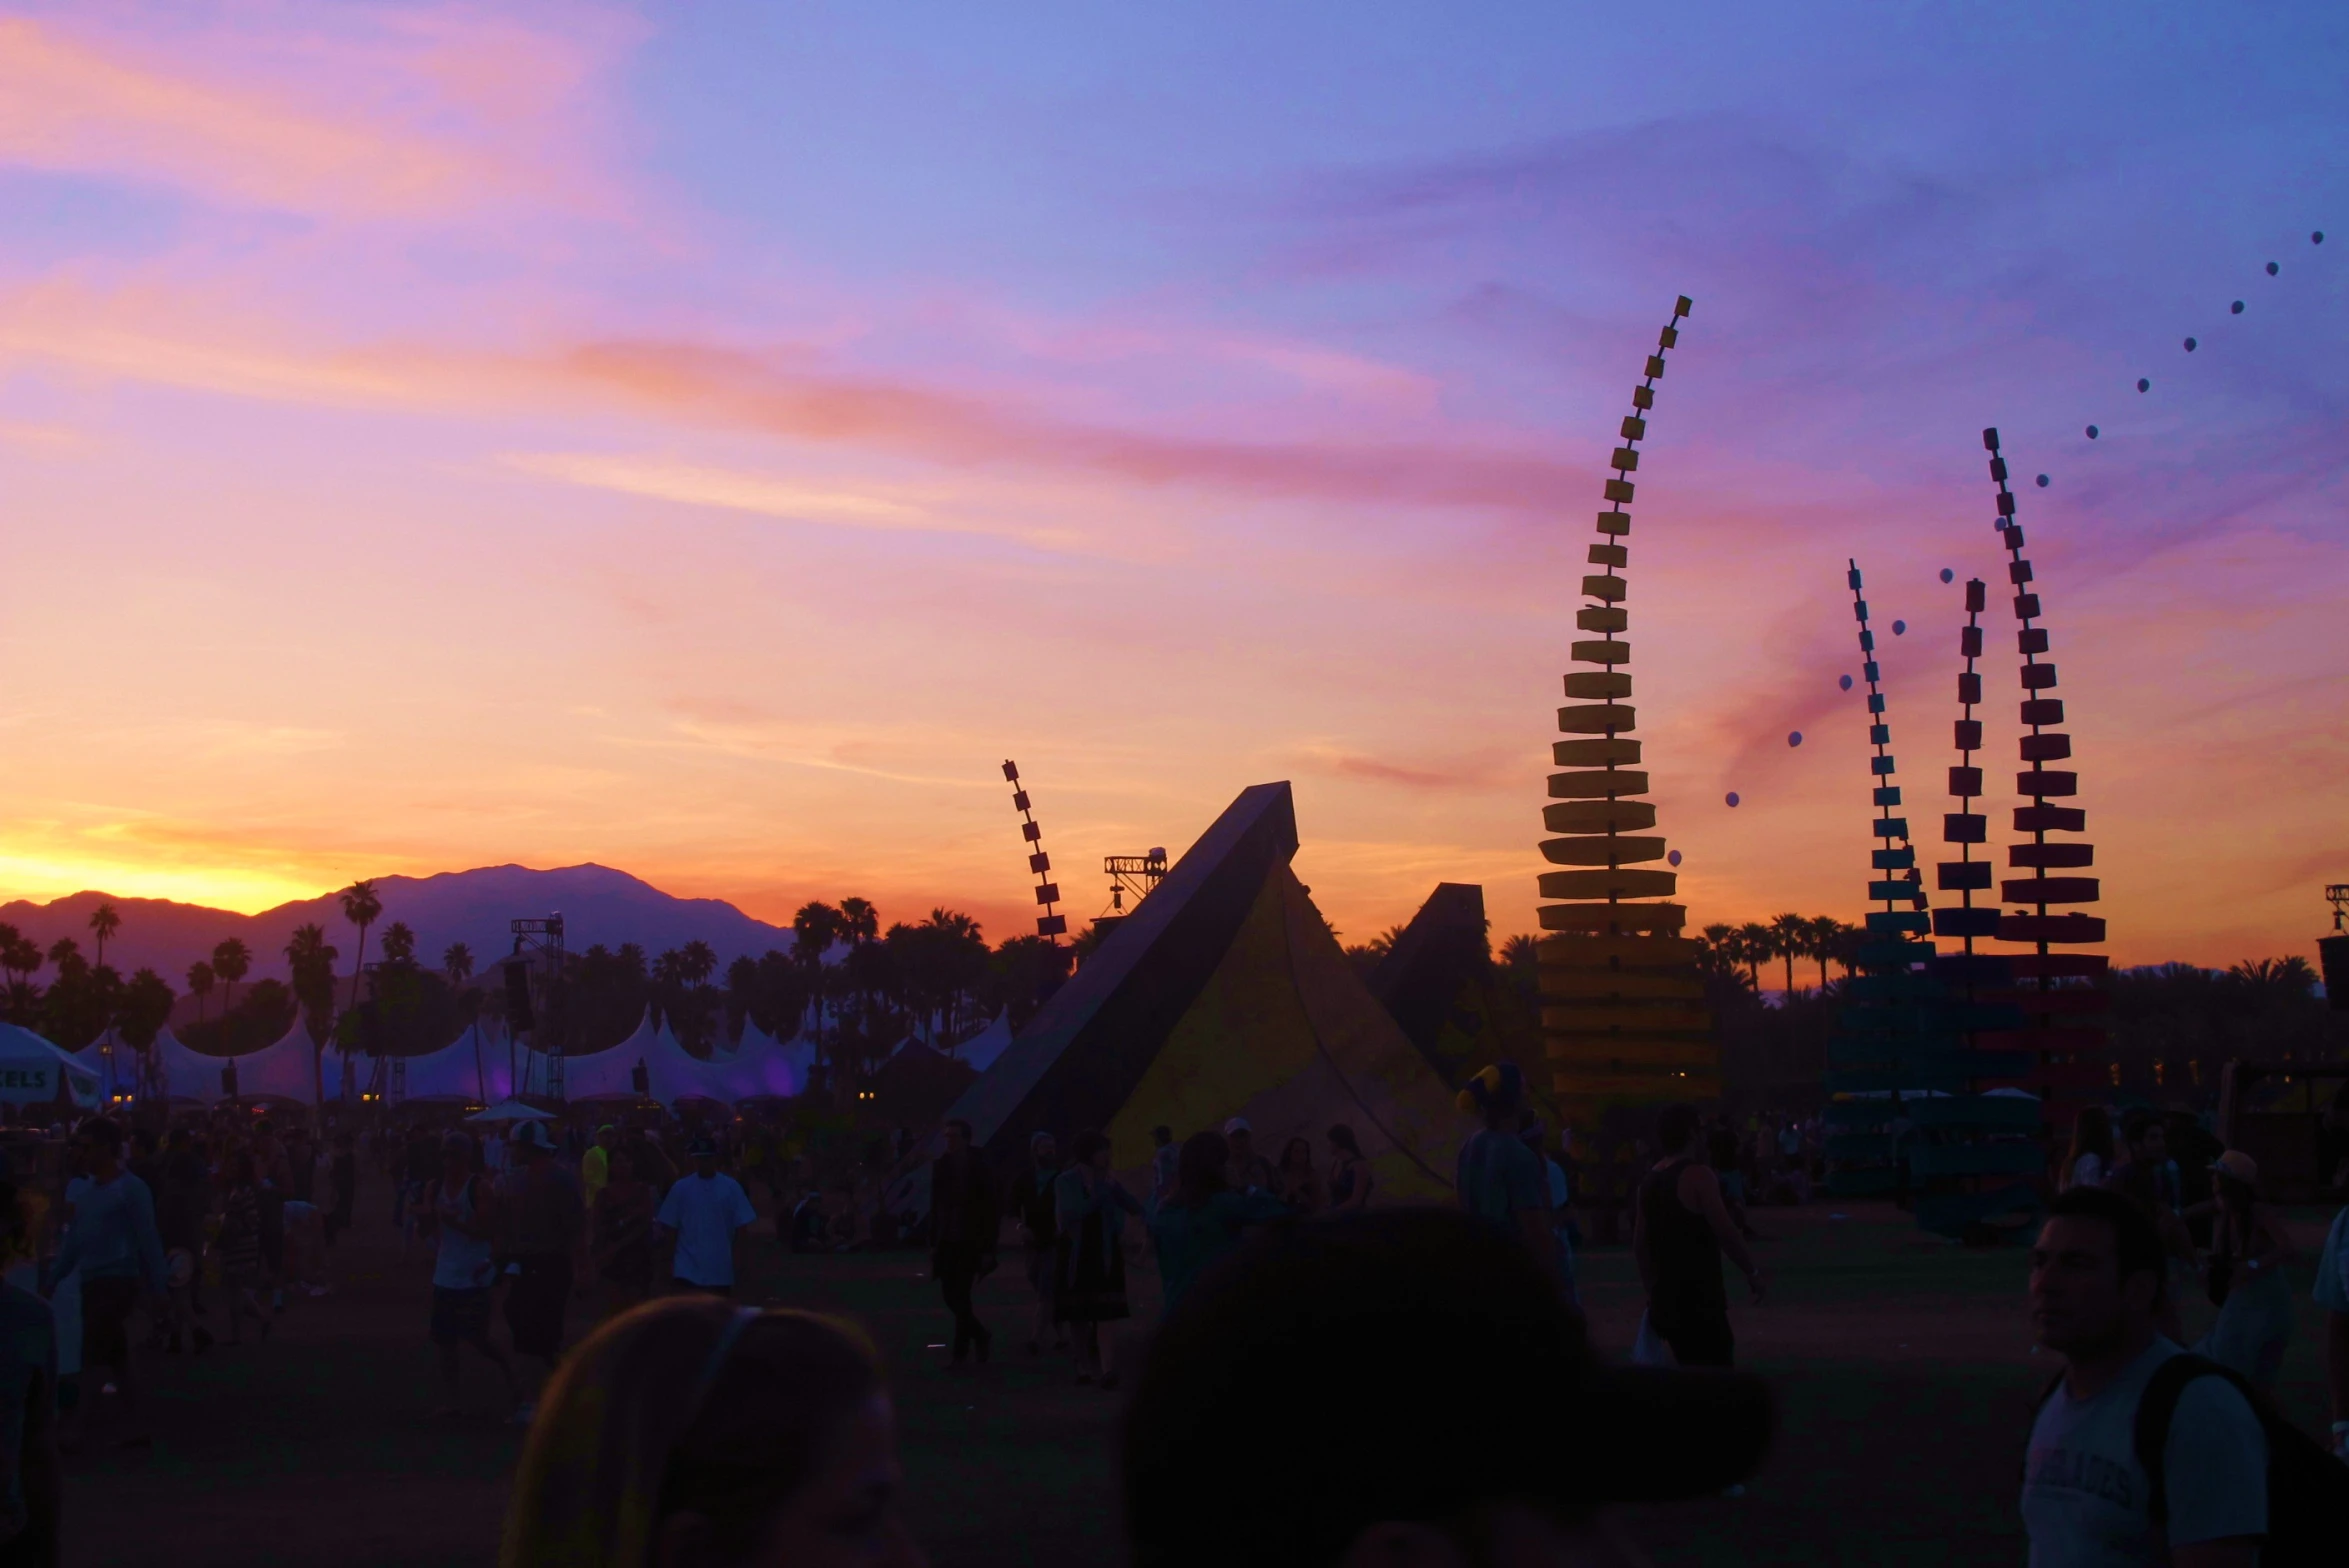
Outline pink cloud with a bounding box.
[0,8,628,221]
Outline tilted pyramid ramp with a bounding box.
[1368,883,1540,1091]
[1534,297,1715,1136]
[949,782,1463,1197]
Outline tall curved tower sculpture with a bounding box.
[1536,297,1712,1166]
[1978,430,2111,1134]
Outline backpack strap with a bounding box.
[2134,1353,2239,1530]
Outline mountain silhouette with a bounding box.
[0,864,795,988]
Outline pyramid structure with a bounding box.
[1367,883,1537,1090]
[1535,297,1714,1139]
[948,782,1464,1197]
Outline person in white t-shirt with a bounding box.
[2021,1186,2265,1568]
[654,1137,759,1297]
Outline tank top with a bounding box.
[431,1178,497,1291]
[1639,1158,1724,1315]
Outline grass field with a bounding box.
[58,1186,2342,1567]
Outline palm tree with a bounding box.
[379,921,416,966]
[211,938,252,1045]
[186,959,216,1029]
[679,939,718,987]
[88,901,121,969]
[286,923,340,1102]
[443,943,474,989]
[1768,912,1809,998]
[339,879,382,1019]
[791,902,844,1053]
[1735,922,1772,992]
[1806,915,1839,992]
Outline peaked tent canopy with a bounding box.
[563,1007,659,1102]
[160,1027,231,1105]
[948,781,1463,1197]
[0,1024,102,1108]
[954,1011,1015,1074]
[396,1022,519,1104]
[198,1014,328,1105]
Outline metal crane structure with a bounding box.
[1002,761,1068,940]
[1103,849,1168,915]
[508,915,566,1100]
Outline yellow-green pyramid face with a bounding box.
[1536,298,1716,1120]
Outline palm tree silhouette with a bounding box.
[186,960,215,1031]
[211,938,252,1049]
[443,943,474,989]
[1806,915,1839,992]
[1735,922,1771,992]
[339,879,383,1020]
[1768,913,1809,998]
[286,923,340,1103]
[88,902,121,969]
[679,940,718,987]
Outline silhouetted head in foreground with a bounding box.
[502,1298,923,1568]
[1123,1208,1774,1568]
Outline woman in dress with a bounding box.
[2190,1149,2299,1391]
[1052,1130,1142,1388]
[1273,1137,1324,1214]
[1324,1124,1373,1212]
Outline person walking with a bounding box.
[322,1132,357,1250]
[45,1118,165,1449]
[580,1125,616,1213]
[0,1178,59,1568]
[1633,1103,1766,1368]
[2022,1186,2267,1565]
[152,1130,212,1356]
[2186,1150,2298,1393]
[654,1138,758,1298]
[590,1148,657,1319]
[1324,1124,1373,1212]
[1053,1130,1142,1387]
[418,1131,518,1420]
[1145,1131,1287,1314]
[214,1154,271,1346]
[500,1122,584,1424]
[929,1120,998,1368]
[1006,1133,1064,1358]
[1221,1120,1274,1194]
[1521,1116,1581,1309]
[1452,1064,1557,1275]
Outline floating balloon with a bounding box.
[2316,231,2327,245]
[1939,568,1954,583]
[1667,850,1682,867]
[1891,620,1906,635]
[2268,261,2280,276]
[1724,792,1740,807]
[1838,673,1853,691]
[2085,425,2099,439]
[1787,731,1802,747]
[2035,474,2049,487]
[2230,300,2245,315]
[2184,336,2198,352]
[2138,378,2151,392]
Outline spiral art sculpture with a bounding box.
[1977,430,2113,1131]
[1535,297,1715,1149]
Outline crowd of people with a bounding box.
[0,1070,2338,1565]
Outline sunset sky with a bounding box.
[1,2,2342,967]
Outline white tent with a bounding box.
[0,1024,101,1108]
[396,1021,536,1105]
[160,1026,230,1105]
[952,1011,1015,1074]
[223,1014,327,1104]
[648,1015,734,1107]
[707,1017,805,1102]
[563,1007,658,1102]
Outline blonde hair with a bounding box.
[501,1299,882,1568]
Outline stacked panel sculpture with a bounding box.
[1535,297,1714,1143]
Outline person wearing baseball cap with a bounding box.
[2188,1149,2298,1393]
[1122,1207,1771,1567]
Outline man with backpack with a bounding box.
[2023,1185,2341,1566]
